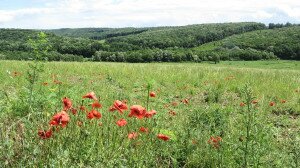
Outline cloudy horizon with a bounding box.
[0,0,300,29]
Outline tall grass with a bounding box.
[0,60,299,167]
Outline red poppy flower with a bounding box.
[157,134,170,141]
[71,108,77,115]
[251,100,258,104]
[128,105,147,119]
[128,132,138,139]
[49,111,70,128]
[240,102,245,107]
[92,110,102,119]
[145,110,157,118]
[269,101,275,106]
[139,127,149,133]
[92,101,102,109]
[280,99,286,103]
[79,105,86,111]
[149,91,156,97]
[182,99,189,104]
[82,92,98,100]
[208,136,222,149]
[38,129,52,139]
[116,118,127,127]
[87,111,94,119]
[109,100,128,114]
[62,97,72,111]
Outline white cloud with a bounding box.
[0,0,300,28]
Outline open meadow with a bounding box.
[0,60,299,167]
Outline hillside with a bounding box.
[1,23,300,62]
[105,22,266,50]
[47,27,151,40]
[0,29,103,61]
[47,22,266,50]
[192,26,300,60]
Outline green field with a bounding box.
[0,60,299,167]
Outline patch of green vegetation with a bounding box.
[193,26,300,60]
[0,60,299,167]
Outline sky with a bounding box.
[0,0,300,29]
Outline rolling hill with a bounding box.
[1,22,299,62]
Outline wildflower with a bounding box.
[38,129,52,139]
[49,111,70,128]
[71,108,77,115]
[129,105,147,119]
[79,105,86,111]
[240,102,246,107]
[92,110,102,119]
[109,100,128,114]
[87,111,94,119]
[139,127,149,133]
[280,99,286,103]
[145,110,157,118]
[157,134,170,141]
[62,97,72,111]
[128,132,138,139]
[82,92,98,100]
[269,101,275,106]
[208,136,222,149]
[92,101,102,109]
[182,99,189,104]
[149,91,156,97]
[251,100,258,104]
[116,118,127,127]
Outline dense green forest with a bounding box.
[0,22,299,62]
[193,26,300,60]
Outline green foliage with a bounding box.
[28,32,52,60]
[106,22,265,50]
[1,23,300,62]
[194,26,300,60]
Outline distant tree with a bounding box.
[209,53,220,64]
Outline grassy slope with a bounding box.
[106,22,265,48]
[0,60,299,167]
[193,26,300,52]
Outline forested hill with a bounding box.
[46,27,151,40]
[192,26,300,60]
[0,22,299,62]
[47,22,266,50]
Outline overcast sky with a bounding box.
[0,0,300,29]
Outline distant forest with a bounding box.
[0,22,300,62]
